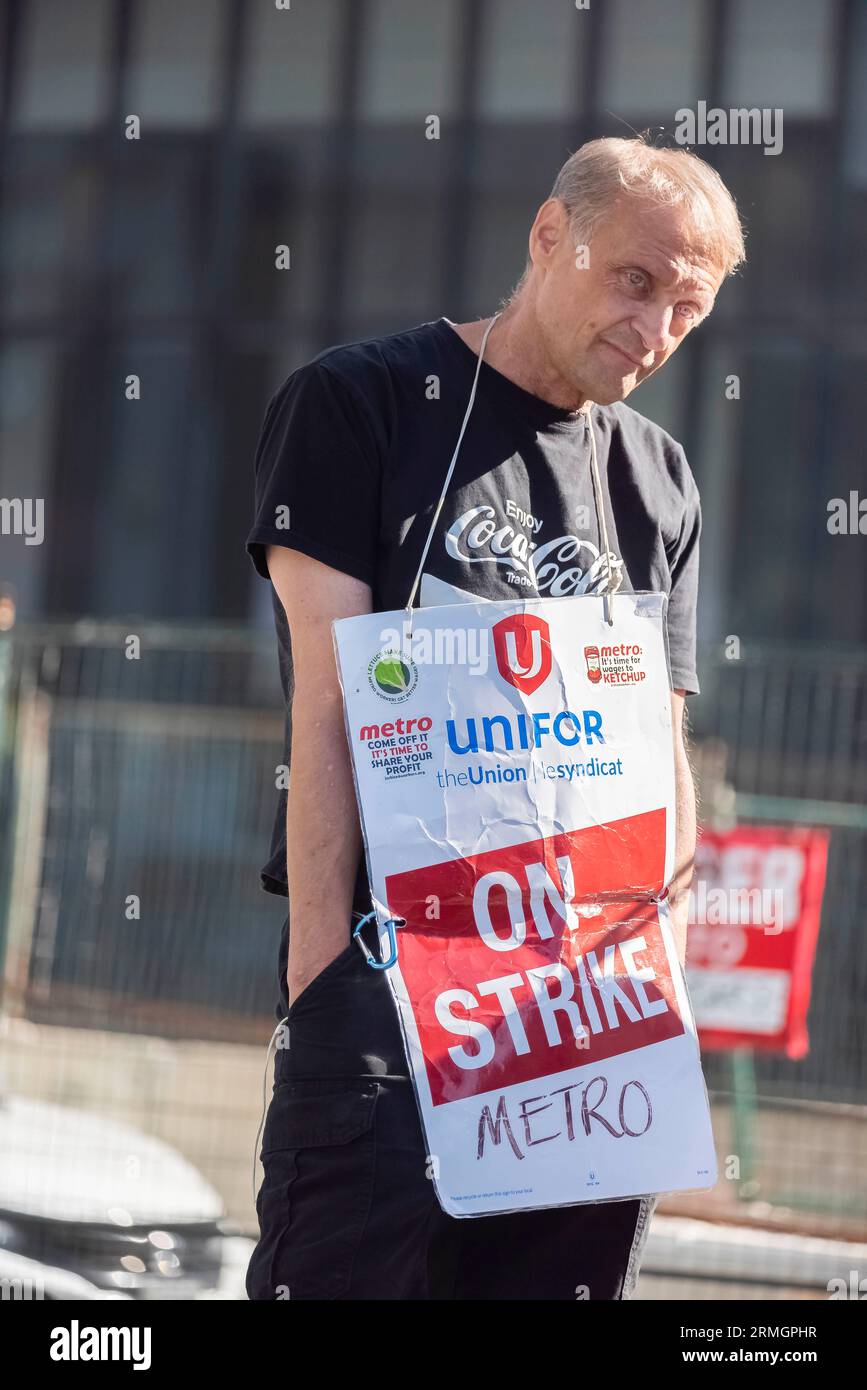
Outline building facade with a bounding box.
[0,0,865,648]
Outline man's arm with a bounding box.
[668,689,697,967]
[266,545,373,1005]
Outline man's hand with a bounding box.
[668,689,697,968]
[266,546,373,1008]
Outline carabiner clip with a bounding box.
[352,910,401,970]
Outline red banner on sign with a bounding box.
[385,810,683,1105]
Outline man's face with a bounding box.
[530,196,725,406]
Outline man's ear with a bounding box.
[529,198,569,270]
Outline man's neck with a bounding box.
[447,300,592,414]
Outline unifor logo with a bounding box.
[492,613,552,695]
[367,649,419,703]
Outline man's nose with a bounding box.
[631,302,673,356]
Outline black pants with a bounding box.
[246,915,657,1301]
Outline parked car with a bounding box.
[0,1094,253,1299]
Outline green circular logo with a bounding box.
[368,650,418,702]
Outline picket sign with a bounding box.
[686,824,830,1058]
[333,594,717,1217]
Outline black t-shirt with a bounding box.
[246,317,701,903]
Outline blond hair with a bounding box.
[548,134,745,275]
[552,134,739,272]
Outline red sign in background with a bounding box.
[686,825,830,1058]
[385,810,685,1105]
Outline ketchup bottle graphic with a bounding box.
[584,645,602,683]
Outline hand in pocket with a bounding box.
[287,941,356,1015]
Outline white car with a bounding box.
[0,1095,253,1299]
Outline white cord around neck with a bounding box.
[405,313,501,612]
[406,312,619,626]
[584,403,622,625]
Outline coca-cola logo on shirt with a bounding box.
[444,504,623,597]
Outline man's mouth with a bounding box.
[601,340,647,370]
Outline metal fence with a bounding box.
[0,620,288,1041]
[0,621,865,1246]
[686,643,867,1242]
[692,645,867,1105]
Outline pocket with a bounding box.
[285,941,357,1020]
[250,1080,379,1300]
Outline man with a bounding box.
[245,135,745,1301]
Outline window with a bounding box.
[689,339,746,642]
[125,0,227,128]
[343,130,446,322]
[358,0,460,122]
[0,145,102,317]
[234,138,334,324]
[477,0,582,120]
[723,0,836,118]
[91,340,216,617]
[727,340,820,640]
[13,0,113,129]
[843,1,867,187]
[599,0,708,118]
[463,189,535,315]
[463,127,560,315]
[239,0,341,126]
[104,146,213,318]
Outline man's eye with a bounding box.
[625,270,648,290]
[677,304,699,322]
